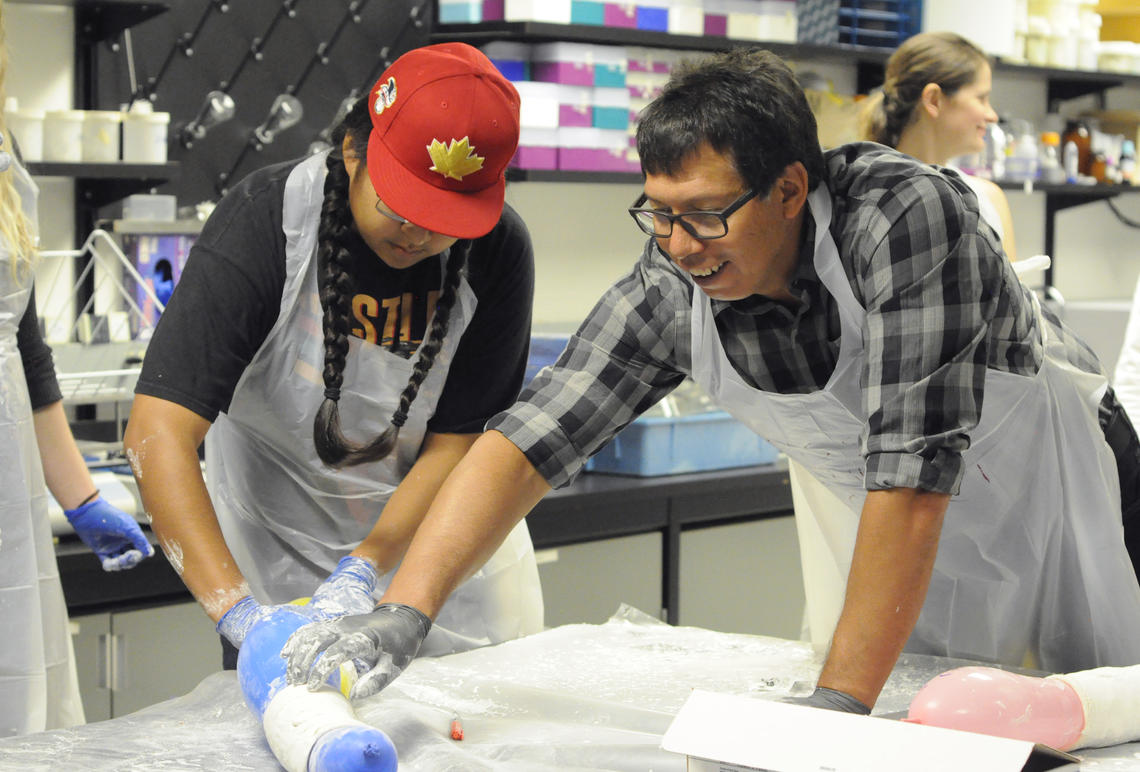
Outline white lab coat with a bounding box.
[205,152,543,655]
[689,185,1140,672]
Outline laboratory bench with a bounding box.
[54,461,796,720]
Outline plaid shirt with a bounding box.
[489,143,1103,493]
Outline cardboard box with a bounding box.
[661,690,1079,772]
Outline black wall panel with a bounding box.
[87,0,432,210]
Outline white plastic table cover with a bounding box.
[1,605,1138,771]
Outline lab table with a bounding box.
[3,606,1138,770]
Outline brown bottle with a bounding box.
[1062,121,1092,176]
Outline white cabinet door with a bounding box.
[71,612,112,722]
[109,601,222,716]
[679,516,805,640]
[72,602,223,720]
[536,532,662,626]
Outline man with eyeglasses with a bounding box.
[286,47,1140,715]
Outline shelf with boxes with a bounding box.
[436,20,1140,182]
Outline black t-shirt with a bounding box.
[136,158,535,434]
[18,286,62,409]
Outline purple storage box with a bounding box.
[533,60,594,86]
[482,0,504,19]
[604,3,637,27]
[705,12,728,36]
[512,145,558,170]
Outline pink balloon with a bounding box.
[905,666,1085,750]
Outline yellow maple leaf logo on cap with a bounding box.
[427,137,484,181]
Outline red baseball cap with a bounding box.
[366,43,520,239]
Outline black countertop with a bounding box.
[58,461,793,620]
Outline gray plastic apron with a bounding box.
[205,152,542,655]
[0,160,85,735]
[689,185,1140,672]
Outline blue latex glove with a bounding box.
[282,602,431,701]
[217,595,317,649]
[784,686,872,714]
[307,556,379,620]
[64,495,155,571]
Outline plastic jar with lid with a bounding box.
[1076,11,1101,70]
[1099,41,1139,74]
[122,101,171,163]
[1025,16,1051,66]
[42,109,85,162]
[81,109,122,163]
[4,97,44,162]
[1047,21,1079,69]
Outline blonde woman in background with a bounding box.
[860,31,1018,260]
[0,1,152,736]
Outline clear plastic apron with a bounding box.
[689,185,1140,672]
[205,152,542,655]
[0,161,84,735]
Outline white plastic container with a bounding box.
[42,109,85,162]
[122,102,170,163]
[1047,22,1079,69]
[1099,41,1140,75]
[81,109,122,162]
[1025,16,1052,66]
[5,98,44,162]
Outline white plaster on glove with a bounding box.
[217,595,311,649]
[64,495,155,571]
[281,602,431,701]
[307,556,379,620]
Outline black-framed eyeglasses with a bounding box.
[627,188,759,240]
[375,199,438,235]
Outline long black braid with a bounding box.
[313,96,470,468]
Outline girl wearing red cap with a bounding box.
[124,43,543,669]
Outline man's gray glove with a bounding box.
[281,602,431,700]
[784,686,871,714]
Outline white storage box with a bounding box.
[513,81,560,128]
[505,0,570,23]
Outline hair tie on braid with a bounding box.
[324,387,341,401]
[390,410,408,429]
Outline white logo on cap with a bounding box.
[374,77,397,115]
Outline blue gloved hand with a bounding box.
[282,602,431,701]
[784,686,872,714]
[64,495,155,571]
[307,556,379,621]
[217,595,315,649]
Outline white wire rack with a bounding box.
[37,228,166,406]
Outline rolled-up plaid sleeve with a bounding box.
[488,244,691,488]
[850,172,1007,495]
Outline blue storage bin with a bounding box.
[636,6,669,31]
[838,0,921,49]
[585,412,780,476]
